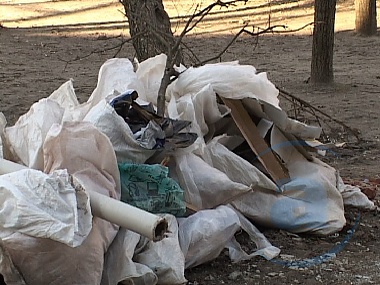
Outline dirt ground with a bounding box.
[1,0,380,284]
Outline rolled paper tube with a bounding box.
[0,158,168,241]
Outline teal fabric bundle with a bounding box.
[118,163,186,216]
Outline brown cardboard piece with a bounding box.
[221,97,290,186]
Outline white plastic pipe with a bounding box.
[0,158,168,241]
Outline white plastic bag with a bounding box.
[178,205,280,269]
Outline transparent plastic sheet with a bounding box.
[177,205,280,269]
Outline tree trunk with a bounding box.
[355,0,377,36]
[120,0,181,63]
[310,0,336,84]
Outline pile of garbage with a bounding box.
[0,54,375,285]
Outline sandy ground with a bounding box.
[1,0,380,284]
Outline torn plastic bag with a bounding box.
[174,152,252,210]
[101,228,158,285]
[134,214,187,285]
[118,163,186,216]
[231,126,346,235]
[5,98,64,170]
[178,205,280,269]
[0,169,91,247]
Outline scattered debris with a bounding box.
[0,54,376,284]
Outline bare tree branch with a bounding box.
[58,31,147,70]
[277,87,362,142]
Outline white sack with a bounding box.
[231,127,346,235]
[101,229,158,285]
[134,214,187,285]
[135,54,166,104]
[0,240,26,285]
[178,205,280,269]
[5,98,64,170]
[167,84,229,138]
[0,113,6,159]
[166,61,280,108]
[0,169,91,247]
[49,79,79,109]
[2,218,116,285]
[48,79,80,122]
[136,54,187,105]
[174,152,252,210]
[84,99,156,164]
[227,207,280,262]
[206,137,278,191]
[66,58,146,121]
[1,121,120,285]
[87,58,146,110]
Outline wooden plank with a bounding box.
[221,97,290,186]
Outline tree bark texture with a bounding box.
[120,0,181,63]
[355,0,377,36]
[310,0,336,84]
